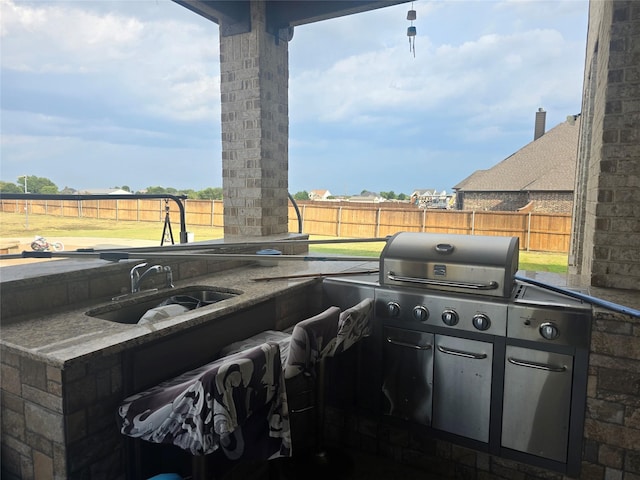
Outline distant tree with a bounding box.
[197,187,223,200]
[145,186,169,194]
[397,193,408,201]
[40,185,59,195]
[60,186,77,194]
[141,186,196,197]
[0,181,22,193]
[293,191,309,200]
[17,175,58,194]
[116,185,131,192]
[380,191,396,200]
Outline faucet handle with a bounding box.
[130,262,148,293]
[131,262,148,273]
[163,266,174,289]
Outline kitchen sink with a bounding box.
[86,286,242,324]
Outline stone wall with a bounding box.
[461,192,529,211]
[1,347,124,480]
[581,299,640,479]
[529,192,575,214]
[461,191,574,213]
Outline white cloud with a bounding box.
[291,16,584,143]
[1,0,219,122]
[1,1,144,72]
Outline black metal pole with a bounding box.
[514,274,640,318]
[288,192,303,234]
[0,193,189,243]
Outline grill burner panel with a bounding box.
[509,283,591,348]
[380,232,519,298]
[376,288,509,337]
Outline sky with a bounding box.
[0,0,589,197]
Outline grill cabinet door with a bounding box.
[382,327,434,426]
[501,346,573,462]
[433,335,493,442]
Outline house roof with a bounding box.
[412,189,439,196]
[454,116,580,192]
[348,195,382,202]
[78,188,132,195]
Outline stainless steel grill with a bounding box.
[380,232,519,297]
[323,232,592,477]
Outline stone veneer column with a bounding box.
[570,0,640,291]
[219,0,289,238]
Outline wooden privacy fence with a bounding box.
[0,198,571,253]
[289,202,571,253]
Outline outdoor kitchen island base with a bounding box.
[321,309,591,479]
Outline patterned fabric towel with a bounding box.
[220,330,292,367]
[117,342,291,460]
[331,298,374,356]
[284,306,341,379]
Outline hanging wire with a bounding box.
[407,2,417,57]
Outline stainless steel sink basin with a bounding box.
[86,286,241,324]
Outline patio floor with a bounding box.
[271,447,443,480]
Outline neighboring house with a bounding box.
[453,111,580,214]
[308,189,332,200]
[348,194,384,203]
[411,189,437,204]
[77,188,132,195]
[411,189,454,209]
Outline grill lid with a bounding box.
[380,232,519,297]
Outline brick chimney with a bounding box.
[534,107,546,140]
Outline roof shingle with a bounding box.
[454,117,580,192]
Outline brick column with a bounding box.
[570,0,640,291]
[219,0,289,238]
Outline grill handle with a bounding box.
[387,272,499,291]
[435,243,454,253]
[507,357,567,373]
[437,344,487,360]
[386,337,432,351]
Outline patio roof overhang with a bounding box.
[173,0,411,36]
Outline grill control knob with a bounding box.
[441,309,459,326]
[413,306,429,322]
[540,322,560,340]
[387,302,401,318]
[472,313,491,331]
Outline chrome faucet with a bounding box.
[130,262,173,293]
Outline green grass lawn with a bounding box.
[0,212,568,272]
[0,211,224,242]
[306,235,568,273]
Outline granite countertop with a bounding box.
[3,255,638,370]
[516,270,640,318]
[0,258,378,368]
